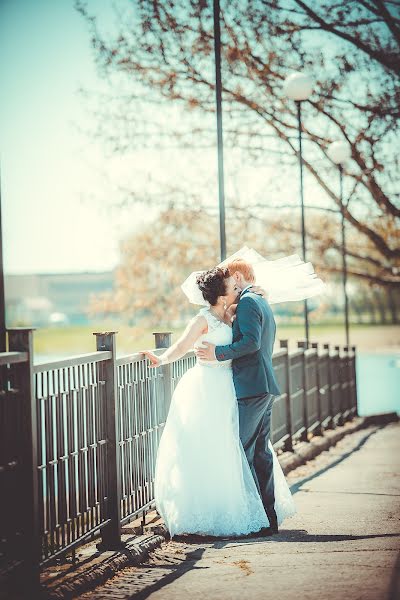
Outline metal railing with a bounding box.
[0,327,358,594]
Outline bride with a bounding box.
[142,265,296,538]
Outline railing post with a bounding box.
[280,340,293,452]
[153,332,172,413]
[343,345,351,421]
[153,332,172,350]
[93,331,124,551]
[311,342,323,436]
[297,341,309,442]
[335,345,345,425]
[323,343,335,429]
[351,345,359,417]
[7,328,41,594]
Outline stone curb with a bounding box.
[41,533,166,600]
[279,416,364,474]
[40,412,399,599]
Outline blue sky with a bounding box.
[0,0,133,274]
[1,0,335,276]
[1,0,231,274]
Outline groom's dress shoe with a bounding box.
[267,515,279,534]
[251,527,278,537]
[266,507,278,534]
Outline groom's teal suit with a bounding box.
[215,288,280,398]
[215,287,280,530]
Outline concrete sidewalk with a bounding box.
[77,422,400,600]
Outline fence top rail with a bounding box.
[289,348,304,360]
[31,342,353,374]
[272,349,287,360]
[117,348,195,367]
[116,349,162,366]
[0,351,28,366]
[117,347,289,368]
[304,347,318,358]
[34,351,112,373]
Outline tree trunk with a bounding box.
[388,287,399,325]
[372,290,387,324]
[350,298,363,324]
[367,298,378,324]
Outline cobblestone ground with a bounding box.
[77,423,400,600]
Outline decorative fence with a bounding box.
[0,327,357,593]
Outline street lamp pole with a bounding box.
[328,141,352,347]
[284,72,313,346]
[296,100,309,345]
[0,167,5,352]
[213,0,227,262]
[339,165,350,346]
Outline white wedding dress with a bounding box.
[154,307,297,537]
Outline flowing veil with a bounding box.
[181,245,326,305]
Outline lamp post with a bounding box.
[0,167,5,352]
[327,141,352,346]
[283,72,313,346]
[213,0,227,261]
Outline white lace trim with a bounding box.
[159,489,270,537]
[198,307,229,332]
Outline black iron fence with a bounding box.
[0,327,357,593]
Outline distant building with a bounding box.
[6,271,115,327]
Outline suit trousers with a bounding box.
[237,392,277,526]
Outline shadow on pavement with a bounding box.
[126,529,400,599]
[288,425,380,496]
[173,529,400,548]
[222,530,400,546]
[126,546,207,600]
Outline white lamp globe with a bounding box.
[327,141,351,165]
[283,72,313,101]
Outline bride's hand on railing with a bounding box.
[142,350,162,368]
[250,285,269,300]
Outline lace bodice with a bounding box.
[194,307,233,368]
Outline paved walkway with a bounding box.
[78,422,400,600]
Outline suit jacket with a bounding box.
[215,288,280,399]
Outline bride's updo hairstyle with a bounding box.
[196,266,231,306]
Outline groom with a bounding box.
[195,258,281,535]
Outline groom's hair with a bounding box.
[227,259,255,283]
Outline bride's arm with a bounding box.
[141,315,207,367]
